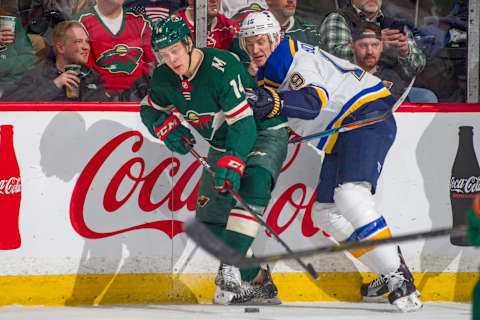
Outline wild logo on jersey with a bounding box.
[96,44,143,74]
[382,80,393,90]
[185,111,214,138]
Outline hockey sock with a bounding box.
[202,222,226,238]
[223,229,254,256]
[240,266,261,282]
[222,229,261,281]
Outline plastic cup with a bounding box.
[0,16,16,32]
[64,64,81,98]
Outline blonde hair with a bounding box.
[52,20,87,49]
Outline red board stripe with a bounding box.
[0,102,479,112]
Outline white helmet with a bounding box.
[239,11,281,51]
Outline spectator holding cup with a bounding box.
[0,9,37,98]
[2,20,108,101]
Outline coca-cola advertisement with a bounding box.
[450,126,480,246]
[0,103,480,306]
[0,125,22,250]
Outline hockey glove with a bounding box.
[214,151,246,198]
[245,87,282,121]
[154,114,196,155]
[467,209,480,246]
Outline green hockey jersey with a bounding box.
[140,47,287,157]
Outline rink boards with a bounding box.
[0,102,479,305]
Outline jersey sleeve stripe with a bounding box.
[321,87,391,153]
[308,85,329,109]
[264,78,281,88]
[224,101,253,125]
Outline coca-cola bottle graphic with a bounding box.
[0,125,22,249]
[450,126,480,246]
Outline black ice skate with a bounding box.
[360,246,420,302]
[250,265,282,305]
[385,265,422,312]
[213,264,254,305]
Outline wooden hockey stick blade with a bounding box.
[288,76,416,145]
[181,140,319,279]
[183,218,464,269]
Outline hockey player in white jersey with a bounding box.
[239,11,422,312]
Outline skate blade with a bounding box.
[247,296,282,305]
[213,287,236,305]
[392,292,423,312]
[361,295,389,303]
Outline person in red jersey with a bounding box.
[75,0,155,98]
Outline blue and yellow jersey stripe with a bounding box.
[258,39,298,89]
[317,82,391,153]
[307,84,329,110]
[319,51,366,81]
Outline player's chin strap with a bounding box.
[288,76,416,144]
[180,138,319,280]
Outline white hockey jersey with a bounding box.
[257,39,392,153]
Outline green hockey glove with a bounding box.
[214,151,246,198]
[245,87,282,121]
[467,209,480,246]
[154,114,196,155]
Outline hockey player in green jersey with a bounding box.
[139,15,289,305]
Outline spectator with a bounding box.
[26,1,96,43]
[2,20,108,101]
[0,9,37,98]
[350,22,411,101]
[320,0,425,79]
[174,0,248,62]
[265,0,321,46]
[75,0,155,99]
[320,0,437,102]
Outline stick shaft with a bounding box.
[183,142,318,279]
[288,76,416,144]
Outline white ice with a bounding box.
[0,302,471,320]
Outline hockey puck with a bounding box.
[244,307,260,313]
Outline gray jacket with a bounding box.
[2,58,109,101]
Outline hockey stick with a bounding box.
[288,76,416,144]
[183,218,465,268]
[181,139,319,279]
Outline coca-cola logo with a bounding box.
[450,176,480,196]
[70,130,320,239]
[0,177,21,195]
